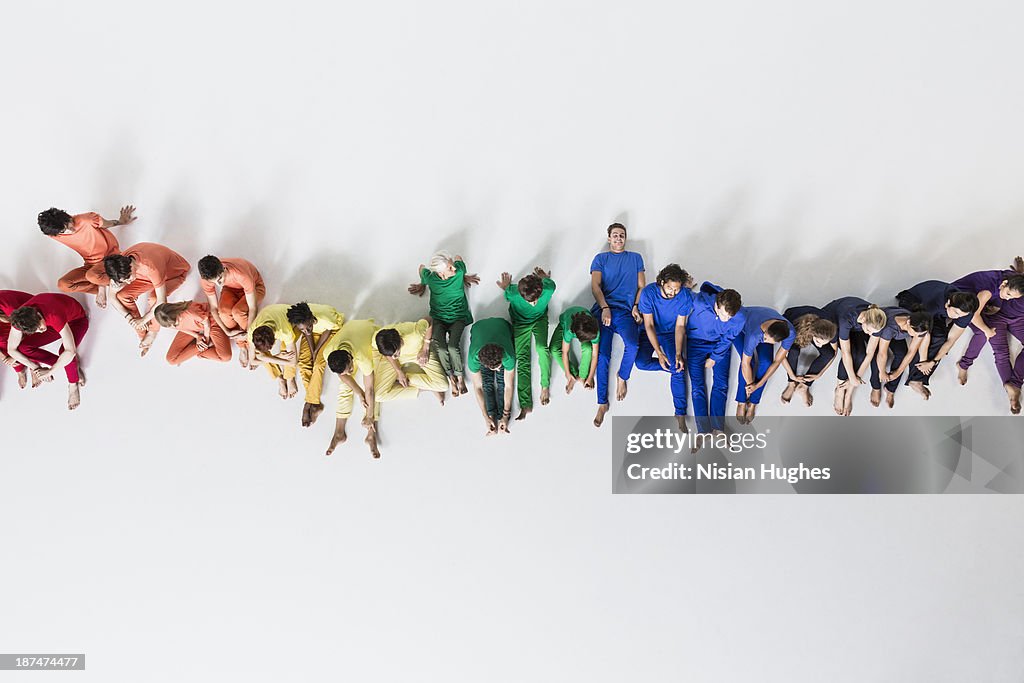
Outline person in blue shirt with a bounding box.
[733,306,796,424]
[635,264,695,430]
[685,283,744,434]
[867,307,932,409]
[590,223,645,427]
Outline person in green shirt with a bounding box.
[466,317,517,435]
[408,250,479,397]
[496,266,555,420]
[548,307,600,395]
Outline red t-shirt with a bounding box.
[0,290,32,317]
[23,293,88,332]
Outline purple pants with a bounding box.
[958,312,1024,388]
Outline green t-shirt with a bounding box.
[560,306,600,344]
[466,317,516,372]
[420,260,473,324]
[504,277,555,325]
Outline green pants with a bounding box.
[432,318,466,378]
[548,323,592,379]
[513,317,551,409]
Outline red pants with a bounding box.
[166,324,232,365]
[115,273,187,339]
[14,318,89,383]
[219,285,266,345]
[1,324,62,373]
[57,263,111,295]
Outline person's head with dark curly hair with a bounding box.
[37,208,73,236]
[571,311,600,343]
[517,274,544,303]
[197,255,225,283]
[10,306,45,334]
[478,344,504,371]
[327,349,354,376]
[714,289,742,321]
[251,326,276,353]
[655,263,689,299]
[764,320,792,344]
[375,328,403,358]
[286,302,316,333]
[103,254,136,285]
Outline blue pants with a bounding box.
[593,305,640,405]
[686,337,730,433]
[480,368,506,422]
[733,334,774,404]
[635,331,687,415]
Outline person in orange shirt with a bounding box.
[38,205,137,309]
[103,242,191,356]
[153,301,233,365]
[197,255,265,367]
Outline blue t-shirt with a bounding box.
[903,280,973,329]
[686,282,746,358]
[824,296,871,341]
[637,283,694,336]
[875,307,912,341]
[739,306,796,356]
[590,251,645,311]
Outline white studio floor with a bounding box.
[2,2,1024,681]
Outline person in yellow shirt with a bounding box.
[286,302,345,428]
[249,304,300,400]
[323,319,379,458]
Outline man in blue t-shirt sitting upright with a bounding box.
[590,222,645,428]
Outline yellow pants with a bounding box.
[298,332,329,405]
[374,351,449,402]
[263,361,297,380]
[336,374,381,420]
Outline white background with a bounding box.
[1,1,1023,681]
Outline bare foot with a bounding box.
[17,369,28,389]
[307,402,324,426]
[366,432,381,459]
[594,403,609,427]
[797,384,813,407]
[615,377,628,401]
[540,387,550,405]
[516,407,532,421]
[1006,383,1022,415]
[458,376,468,395]
[301,403,312,427]
[958,366,969,385]
[435,390,446,405]
[139,331,157,357]
[843,387,855,416]
[77,366,87,388]
[675,415,688,432]
[884,390,895,408]
[746,403,757,422]
[286,377,298,399]
[833,383,847,415]
[736,404,747,424]
[448,376,459,397]
[908,381,931,400]
[781,381,797,404]
[95,287,107,309]
[326,429,347,455]
[238,345,249,367]
[870,389,881,407]
[67,383,81,411]
[278,377,289,399]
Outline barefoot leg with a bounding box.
[307,402,325,426]
[870,389,881,407]
[594,403,609,427]
[958,366,969,385]
[884,390,895,408]
[781,381,797,404]
[278,377,288,399]
[1006,383,1022,415]
[540,386,550,405]
[615,377,628,401]
[515,407,532,421]
[286,377,298,399]
[833,383,847,415]
[67,382,81,411]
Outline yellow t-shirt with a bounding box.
[248,304,296,345]
[308,304,345,335]
[373,319,430,364]
[322,319,377,375]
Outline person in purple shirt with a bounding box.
[685,283,744,434]
[590,223,645,428]
[732,306,796,424]
[867,307,932,409]
[635,264,695,430]
[895,280,979,396]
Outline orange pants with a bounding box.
[115,272,188,339]
[218,283,266,345]
[166,324,232,365]
[57,263,111,295]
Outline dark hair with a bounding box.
[478,343,504,370]
[656,263,688,287]
[715,289,742,316]
[327,349,353,374]
[765,320,791,342]
[908,311,933,334]
[570,311,599,342]
[251,326,276,352]
[37,208,72,236]
[1004,274,1024,296]
[517,274,543,302]
[607,222,627,237]
[10,306,43,332]
[197,255,225,280]
[375,328,402,357]
[286,302,315,327]
[947,291,979,315]
[103,254,134,283]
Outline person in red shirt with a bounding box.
[197,255,266,367]
[153,300,232,365]
[38,205,137,309]
[6,293,89,410]
[103,242,191,356]
[1,290,59,391]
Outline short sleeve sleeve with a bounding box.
[589,253,604,274]
[637,286,655,315]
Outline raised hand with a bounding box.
[533,266,551,279]
[118,205,138,226]
[463,273,480,288]
[496,272,512,290]
[408,283,426,296]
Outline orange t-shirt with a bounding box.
[199,258,263,296]
[122,243,190,288]
[49,212,119,265]
[176,302,210,335]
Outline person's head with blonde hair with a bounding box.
[154,301,192,328]
[858,304,887,334]
[429,251,457,279]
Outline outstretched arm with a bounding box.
[99,205,137,230]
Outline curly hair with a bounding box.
[251,326,276,352]
[286,302,315,327]
[793,314,837,347]
[10,306,43,332]
[517,274,543,302]
[197,255,225,280]
[103,254,134,283]
[37,208,72,236]
[478,343,504,370]
[656,263,689,287]
[570,311,599,342]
